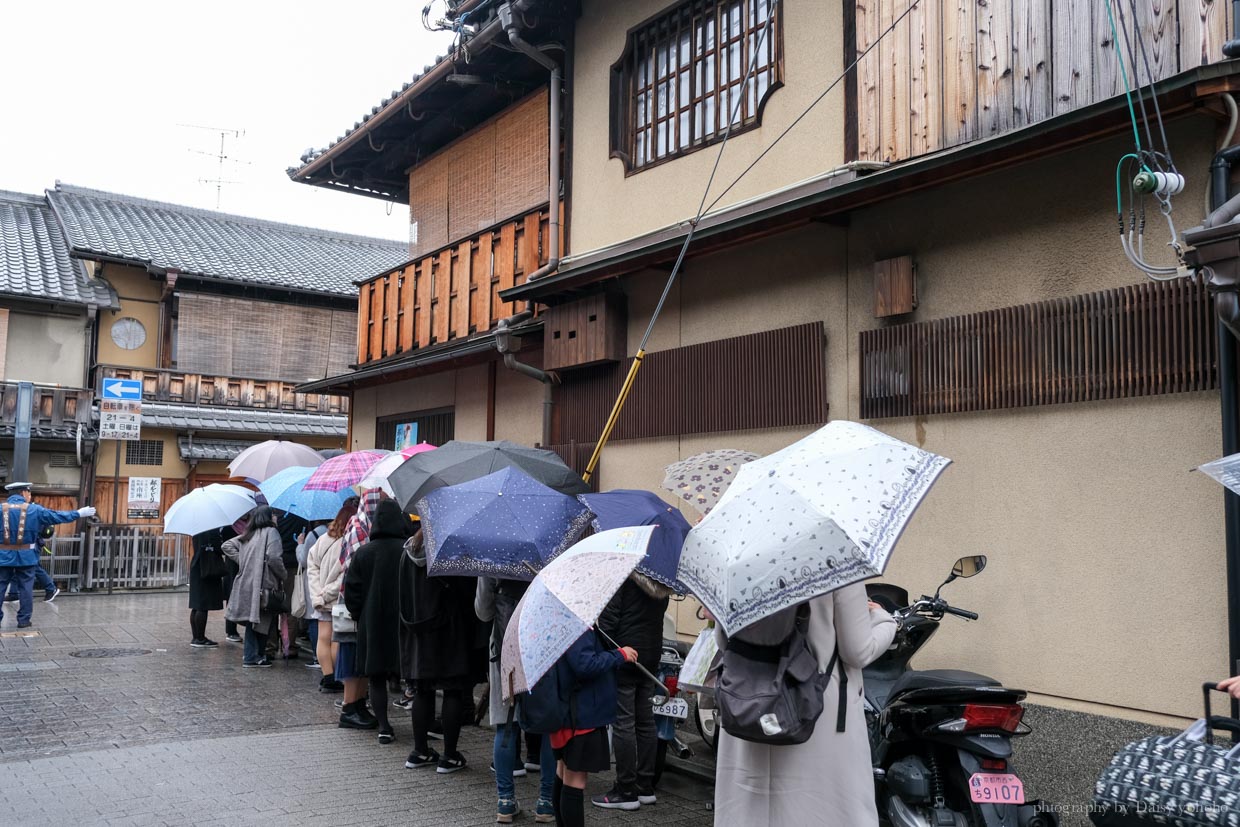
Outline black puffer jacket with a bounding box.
[343,500,409,677]
[598,573,670,673]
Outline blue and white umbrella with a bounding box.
[578,489,691,591]
[416,466,593,580]
[677,421,951,635]
[259,465,351,521]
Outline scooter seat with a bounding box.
[889,668,1000,698]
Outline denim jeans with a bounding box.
[494,723,556,801]
[4,564,51,599]
[307,619,318,653]
[243,623,268,664]
[613,669,657,794]
[0,566,35,626]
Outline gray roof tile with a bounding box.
[134,402,347,437]
[0,190,117,308]
[47,184,408,296]
[177,436,259,461]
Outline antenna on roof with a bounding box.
[178,123,248,210]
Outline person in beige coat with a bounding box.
[713,582,897,826]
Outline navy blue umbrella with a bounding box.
[578,489,691,591]
[417,466,594,581]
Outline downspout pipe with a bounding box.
[502,353,556,447]
[1210,142,1240,719]
[1226,0,1240,58]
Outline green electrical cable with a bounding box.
[1105,0,1143,156]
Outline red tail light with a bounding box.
[980,758,1008,771]
[962,704,1025,733]
[665,675,679,696]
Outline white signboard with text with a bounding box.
[127,477,161,520]
[100,399,142,441]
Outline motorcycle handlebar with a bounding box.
[899,598,978,621]
[942,605,978,620]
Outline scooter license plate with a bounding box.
[968,773,1025,804]
[652,697,690,719]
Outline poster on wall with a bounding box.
[394,422,419,451]
[127,477,161,519]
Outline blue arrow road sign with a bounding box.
[101,379,143,400]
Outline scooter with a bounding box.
[865,556,1058,827]
[650,640,694,785]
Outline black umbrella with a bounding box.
[388,439,589,510]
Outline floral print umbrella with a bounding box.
[676,421,950,635]
[500,526,653,702]
[416,467,593,581]
[661,449,761,515]
[304,450,388,492]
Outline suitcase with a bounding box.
[1091,682,1240,826]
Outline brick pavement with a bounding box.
[0,593,715,826]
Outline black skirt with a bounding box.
[553,728,611,774]
[187,550,226,611]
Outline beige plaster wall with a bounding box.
[97,265,161,369]
[570,0,845,253]
[4,310,88,387]
[583,115,1226,719]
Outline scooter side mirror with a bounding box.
[951,555,987,579]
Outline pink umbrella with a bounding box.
[401,443,437,459]
[304,450,388,492]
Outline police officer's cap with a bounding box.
[4,482,32,492]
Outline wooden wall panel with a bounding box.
[1013,0,1051,125]
[1180,0,1229,68]
[408,152,449,259]
[880,0,910,161]
[432,251,451,344]
[384,273,399,358]
[1051,0,1093,116]
[909,0,942,156]
[472,232,494,334]
[859,276,1217,419]
[856,0,883,161]
[977,0,1013,138]
[941,0,977,147]
[398,266,415,353]
[416,259,433,349]
[452,241,472,340]
[356,282,371,365]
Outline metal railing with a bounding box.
[81,526,189,590]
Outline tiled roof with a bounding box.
[0,422,92,441]
[177,437,259,461]
[135,402,347,437]
[46,184,408,296]
[0,190,117,308]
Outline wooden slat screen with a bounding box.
[177,294,356,383]
[99,366,347,414]
[554,322,827,445]
[358,204,561,364]
[851,0,1230,164]
[542,441,602,492]
[858,277,1218,419]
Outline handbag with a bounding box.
[331,599,356,634]
[261,587,289,614]
[1091,682,1240,826]
[197,546,227,580]
[291,568,307,618]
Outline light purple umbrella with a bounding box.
[500,526,653,702]
[304,450,388,492]
[228,440,324,483]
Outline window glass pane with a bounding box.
[679,110,690,149]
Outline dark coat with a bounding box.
[277,512,310,573]
[555,629,625,731]
[188,528,227,611]
[598,576,670,673]
[343,501,408,677]
[398,529,478,683]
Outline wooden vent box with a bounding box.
[874,255,917,317]
[543,293,626,372]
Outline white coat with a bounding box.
[713,583,897,827]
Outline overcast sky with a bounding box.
[1,1,458,240]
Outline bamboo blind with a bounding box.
[177,294,356,384]
[852,0,1230,163]
[100,366,347,414]
[858,276,1218,419]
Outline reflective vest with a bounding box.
[0,503,30,548]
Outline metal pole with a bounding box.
[107,442,120,594]
[12,382,33,482]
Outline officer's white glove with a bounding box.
[78,506,97,518]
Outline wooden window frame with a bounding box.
[609,0,784,175]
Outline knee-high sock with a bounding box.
[559,786,584,827]
[440,689,464,756]
[370,679,391,732]
[411,684,434,754]
[553,776,565,827]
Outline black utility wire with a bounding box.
[1111,0,1162,170]
[1114,0,1175,171]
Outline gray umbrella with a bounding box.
[388,439,589,510]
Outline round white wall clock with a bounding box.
[110,317,147,350]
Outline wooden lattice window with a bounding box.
[858,278,1218,419]
[610,0,783,173]
[126,440,164,466]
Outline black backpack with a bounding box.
[512,665,575,736]
[716,604,845,745]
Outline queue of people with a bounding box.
[184,489,898,827]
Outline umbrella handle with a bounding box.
[594,626,669,695]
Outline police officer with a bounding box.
[0,483,94,628]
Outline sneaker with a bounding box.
[339,702,378,730]
[16,622,31,629]
[534,799,555,824]
[392,695,414,711]
[3,593,16,602]
[190,639,218,648]
[428,719,443,739]
[405,749,440,769]
[304,659,320,669]
[523,760,541,772]
[378,729,396,745]
[242,659,272,668]
[334,699,344,709]
[436,752,467,774]
[591,788,640,811]
[225,633,242,643]
[637,791,657,805]
[496,798,520,824]
[488,762,525,777]
[43,587,60,603]
[319,678,344,694]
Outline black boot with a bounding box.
[319,675,344,694]
[339,701,378,730]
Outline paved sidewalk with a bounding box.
[0,593,715,826]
